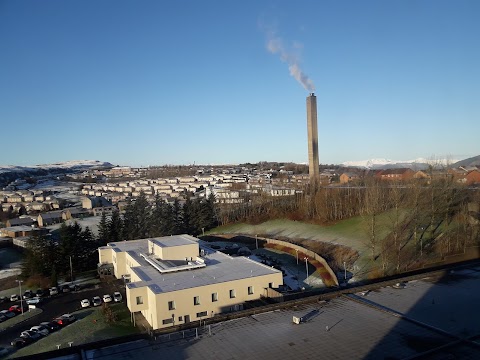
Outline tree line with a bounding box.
[98,191,217,245]
[218,177,480,275]
[21,191,218,285]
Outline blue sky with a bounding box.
[1,0,479,167]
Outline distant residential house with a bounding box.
[376,168,415,181]
[5,217,35,228]
[92,206,117,217]
[466,170,480,185]
[62,207,89,221]
[82,196,112,209]
[26,202,48,212]
[413,170,430,180]
[0,225,47,238]
[6,195,23,203]
[37,211,63,227]
[339,172,360,184]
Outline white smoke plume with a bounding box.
[266,31,315,92]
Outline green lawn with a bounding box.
[208,211,408,280]
[8,303,139,358]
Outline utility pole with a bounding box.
[17,280,24,315]
[305,258,309,285]
[255,234,258,250]
[69,256,73,283]
[295,249,299,265]
[343,261,347,283]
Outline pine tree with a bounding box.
[109,209,123,242]
[98,212,109,245]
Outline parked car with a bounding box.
[0,346,9,356]
[20,330,41,341]
[81,299,90,308]
[103,294,112,303]
[10,337,31,348]
[26,297,42,305]
[54,313,76,326]
[0,310,16,319]
[30,325,49,336]
[23,290,33,299]
[36,289,48,297]
[9,305,25,314]
[69,284,81,292]
[0,296,7,303]
[40,321,61,332]
[49,287,59,296]
[61,285,71,293]
[0,314,7,323]
[92,296,102,307]
[113,291,123,302]
[10,294,19,302]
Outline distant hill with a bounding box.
[339,157,459,170]
[451,155,480,168]
[0,160,113,174]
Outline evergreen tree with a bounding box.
[172,199,183,235]
[109,209,123,242]
[98,212,109,245]
[18,205,27,216]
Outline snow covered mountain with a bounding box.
[0,160,113,174]
[340,157,460,170]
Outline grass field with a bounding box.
[207,212,404,280]
[8,303,139,358]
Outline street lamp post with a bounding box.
[255,234,258,250]
[295,249,299,265]
[17,280,24,315]
[305,258,309,285]
[69,256,73,283]
[343,261,347,283]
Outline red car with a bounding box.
[9,305,25,314]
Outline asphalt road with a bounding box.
[0,279,125,348]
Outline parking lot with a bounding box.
[0,278,126,354]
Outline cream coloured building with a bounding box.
[98,235,283,330]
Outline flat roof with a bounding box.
[86,264,480,360]
[116,237,280,294]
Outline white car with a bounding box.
[26,297,42,305]
[10,294,19,302]
[92,296,102,307]
[113,291,122,302]
[103,294,112,303]
[80,299,90,308]
[49,287,58,296]
[30,325,49,336]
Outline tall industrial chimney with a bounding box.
[306,93,319,180]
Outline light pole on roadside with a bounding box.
[17,280,24,315]
[255,234,258,250]
[69,256,73,283]
[343,261,347,283]
[305,258,309,285]
[295,249,299,265]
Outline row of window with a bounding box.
[165,286,254,310]
[162,311,209,325]
[137,286,257,307]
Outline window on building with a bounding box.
[136,296,143,305]
[196,311,208,318]
[179,316,183,322]
[162,318,173,325]
[229,289,236,299]
[194,296,200,305]
[211,292,218,302]
[168,301,175,310]
[248,286,254,295]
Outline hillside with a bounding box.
[452,155,480,168]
